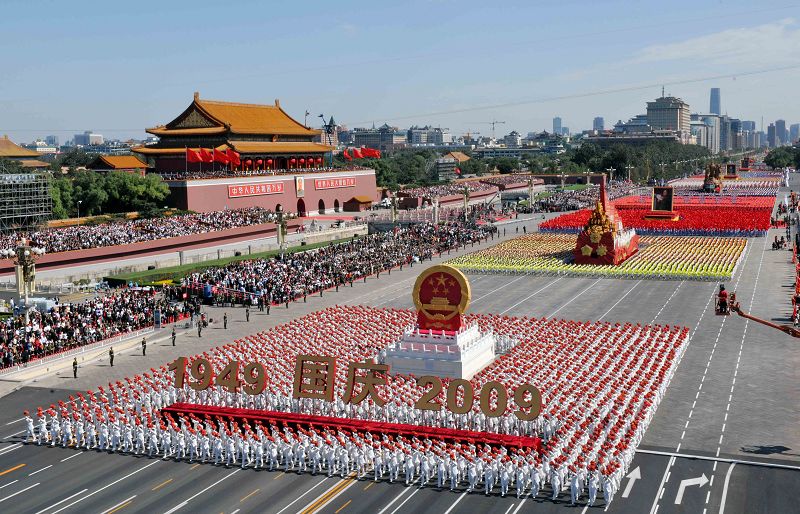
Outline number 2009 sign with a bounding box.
[169,355,542,420]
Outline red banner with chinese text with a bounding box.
[314,177,356,190]
[228,182,285,198]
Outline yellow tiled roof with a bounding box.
[91,155,149,169]
[0,135,40,158]
[146,94,321,137]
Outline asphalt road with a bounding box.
[0,194,798,513]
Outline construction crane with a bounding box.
[461,130,481,142]
[477,120,506,139]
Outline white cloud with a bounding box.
[632,18,800,67]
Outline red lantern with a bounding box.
[267,159,273,168]
[290,158,297,164]
[245,159,252,168]
[316,157,323,164]
[299,158,305,164]
[256,159,263,165]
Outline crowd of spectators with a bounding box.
[0,290,169,370]
[181,222,493,305]
[479,174,541,188]
[0,207,287,254]
[534,181,639,212]
[399,181,497,199]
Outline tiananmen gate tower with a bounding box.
[133,93,376,214]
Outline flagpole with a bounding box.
[185,146,187,175]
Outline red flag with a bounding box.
[186,148,202,163]
[199,148,213,163]
[213,148,229,164]
[226,148,241,166]
[455,167,461,175]
[352,147,364,159]
[342,149,352,161]
[361,147,376,158]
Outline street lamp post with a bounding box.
[462,185,470,222]
[77,200,83,219]
[625,165,634,182]
[276,205,286,260]
[605,167,617,181]
[1,241,45,324]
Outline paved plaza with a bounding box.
[0,200,798,513]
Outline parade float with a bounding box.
[572,176,639,266]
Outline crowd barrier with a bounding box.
[0,326,155,377]
[161,403,543,451]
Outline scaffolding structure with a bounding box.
[0,169,52,234]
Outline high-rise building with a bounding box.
[718,115,731,151]
[646,95,690,136]
[691,114,720,154]
[593,117,604,131]
[767,123,776,147]
[775,119,787,145]
[44,135,59,147]
[561,127,569,136]
[553,117,562,135]
[790,123,800,144]
[709,88,721,115]
[73,130,103,146]
[741,120,756,132]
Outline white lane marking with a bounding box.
[274,476,329,514]
[4,418,23,426]
[32,488,88,514]
[512,492,532,514]
[674,474,708,504]
[719,463,737,514]
[60,453,82,462]
[162,468,240,514]
[388,485,422,514]
[377,478,420,514]
[636,450,800,470]
[442,491,468,514]
[499,277,562,315]
[503,503,516,514]
[49,460,159,514]
[2,430,25,439]
[29,465,52,476]
[0,482,40,503]
[0,443,23,455]
[599,279,642,319]
[650,280,683,323]
[0,480,18,490]
[649,456,676,514]
[472,273,533,305]
[99,495,136,514]
[547,279,601,318]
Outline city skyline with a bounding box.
[1,1,799,142]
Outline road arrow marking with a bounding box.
[621,466,641,498]
[674,473,709,504]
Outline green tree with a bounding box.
[50,176,74,219]
[104,171,170,212]
[764,147,796,169]
[71,171,108,216]
[51,148,93,171]
[459,158,487,176]
[488,157,518,174]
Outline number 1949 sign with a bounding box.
[169,355,542,420]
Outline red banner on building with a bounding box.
[228,182,285,198]
[314,177,356,190]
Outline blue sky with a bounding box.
[1,0,799,142]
